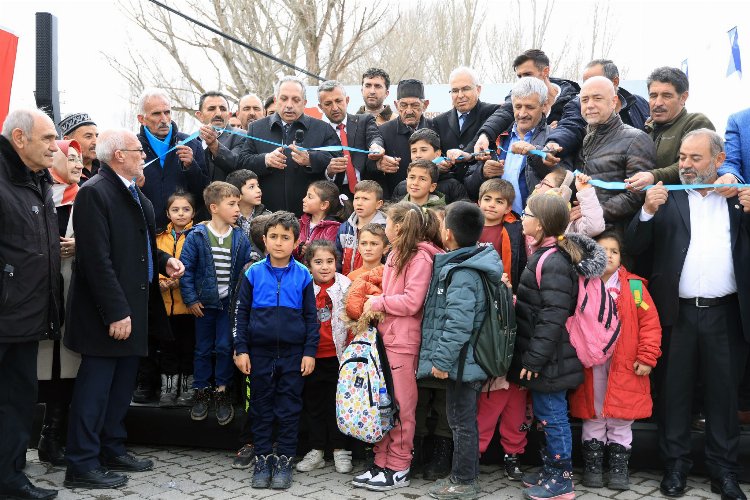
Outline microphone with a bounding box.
[294,129,304,145]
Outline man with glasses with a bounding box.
[375,79,431,198]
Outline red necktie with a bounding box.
[337,123,357,193]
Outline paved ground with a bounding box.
[24,445,741,500]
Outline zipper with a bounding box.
[169,233,179,315]
[276,278,281,357]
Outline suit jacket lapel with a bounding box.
[672,190,691,234]
[346,114,359,141]
[728,196,741,249]
[448,110,460,137]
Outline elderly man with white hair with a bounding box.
[0,108,61,500]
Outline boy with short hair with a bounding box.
[403,160,446,209]
[180,181,253,426]
[417,201,502,499]
[226,169,271,250]
[233,211,319,490]
[335,180,386,275]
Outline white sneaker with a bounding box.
[296,449,325,472]
[364,467,410,491]
[333,449,353,473]
[352,465,382,488]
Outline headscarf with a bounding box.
[50,140,82,207]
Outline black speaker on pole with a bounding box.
[34,12,60,132]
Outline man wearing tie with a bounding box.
[63,129,185,489]
[316,80,385,200]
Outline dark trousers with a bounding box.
[65,355,139,473]
[446,381,480,482]
[415,384,451,439]
[302,356,346,451]
[0,342,38,490]
[194,302,233,389]
[658,299,749,477]
[739,349,750,412]
[250,352,303,457]
[159,314,195,375]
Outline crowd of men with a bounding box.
[0,48,749,500]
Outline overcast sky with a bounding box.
[4,0,750,134]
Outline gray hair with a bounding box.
[510,77,548,106]
[585,59,619,81]
[95,129,130,164]
[682,128,724,157]
[317,80,346,96]
[274,75,307,100]
[1,108,51,139]
[448,66,481,87]
[137,88,171,115]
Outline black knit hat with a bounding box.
[58,112,96,137]
[396,79,425,100]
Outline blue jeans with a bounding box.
[193,299,233,389]
[531,390,572,461]
[446,381,481,482]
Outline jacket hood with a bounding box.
[417,240,444,260]
[435,245,503,284]
[345,210,387,227]
[566,232,606,278]
[159,220,194,237]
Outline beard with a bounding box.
[679,163,717,185]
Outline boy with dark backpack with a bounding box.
[417,201,506,499]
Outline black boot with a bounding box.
[38,404,66,466]
[581,439,605,488]
[503,453,524,481]
[606,443,630,490]
[159,374,178,407]
[422,435,452,481]
[411,435,425,474]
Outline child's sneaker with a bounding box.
[296,449,325,472]
[270,454,293,489]
[522,459,575,500]
[363,467,410,491]
[251,454,275,489]
[175,374,195,407]
[333,449,353,473]
[190,388,211,421]
[231,444,255,469]
[504,454,524,481]
[215,389,234,426]
[352,465,383,488]
[428,476,481,499]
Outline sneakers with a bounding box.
[363,467,410,491]
[251,454,275,489]
[504,453,524,481]
[581,439,604,488]
[523,458,575,500]
[175,374,195,407]
[215,389,234,425]
[159,374,178,407]
[190,388,211,421]
[231,444,255,469]
[270,455,294,489]
[296,449,325,472]
[333,449,353,473]
[428,476,481,499]
[352,465,383,488]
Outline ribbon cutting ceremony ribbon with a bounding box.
[143,130,201,167]
[432,147,548,165]
[572,170,750,191]
[215,126,377,154]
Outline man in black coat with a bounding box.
[0,109,61,500]
[63,129,185,489]
[236,76,341,215]
[372,79,433,199]
[626,129,750,500]
[316,80,385,200]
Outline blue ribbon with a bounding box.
[144,131,201,167]
[431,147,548,165]
[214,126,377,154]
[572,170,750,191]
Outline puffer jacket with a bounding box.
[335,211,387,275]
[417,245,503,383]
[313,272,352,360]
[574,113,655,228]
[391,173,468,204]
[508,233,606,392]
[400,192,446,209]
[295,214,341,260]
[156,222,193,316]
[569,266,662,420]
[345,265,384,321]
[369,241,444,355]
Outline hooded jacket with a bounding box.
[391,174,468,204]
[417,245,503,383]
[569,266,662,420]
[508,233,606,392]
[313,272,352,360]
[369,241,444,355]
[400,192,447,210]
[295,214,341,260]
[156,221,193,316]
[335,210,387,275]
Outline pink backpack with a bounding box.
[536,247,620,368]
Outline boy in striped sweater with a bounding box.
[180,182,252,425]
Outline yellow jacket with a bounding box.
[156,221,193,316]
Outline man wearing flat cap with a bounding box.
[372,79,431,199]
[59,113,99,181]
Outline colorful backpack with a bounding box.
[336,325,398,443]
[536,247,620,368]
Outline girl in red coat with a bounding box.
[569,232,662,491]
[295,180,351,259]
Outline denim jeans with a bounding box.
[446,381,481,482]
[531,390,572,461]
[193,298,233,389]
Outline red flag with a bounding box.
[0,28,19,126]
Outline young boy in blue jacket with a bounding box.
[417,201,503,499]
[233,211,319,490]
[180,181,252,425]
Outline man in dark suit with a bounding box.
[196,91,245,184]
[63,129,185,489]
[626,129,750,500]
[236,75,341,215]
[374,79,432,199]
[430,66,500,180]
[316,80,384,200]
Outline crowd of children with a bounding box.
[147,122,662,499]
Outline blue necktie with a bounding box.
[128,183,154,283]
[458,113,467,132]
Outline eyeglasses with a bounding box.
[120,148,145,154]
[521,211,536,219]
[536,180,555,190]
[448,85,475,95]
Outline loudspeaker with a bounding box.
[34,12,60,130]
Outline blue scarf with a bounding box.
[143,124,173,167]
